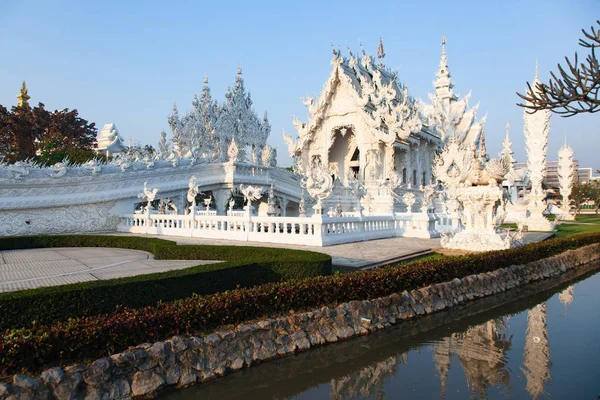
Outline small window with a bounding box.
[351,148,360,161]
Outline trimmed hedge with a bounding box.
[1,233,599,374]
[0,235,331,330]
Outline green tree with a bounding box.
[571,182,591,215]
[0,85,98,165]
[34,106,97,165]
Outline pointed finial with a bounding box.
[535,57,539,81]
[331,42,336,56]
[377,37,386,59]
[203,74,209,85]
[505,122,510,139]
[564,132,568,147]
[440,34,448,66]
[237,64,242,75]
[360,42,366,56]
[16,81,31,107]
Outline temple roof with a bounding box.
[286,42,436,156]
[97,123,127,152]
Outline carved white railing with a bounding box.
[434,212,459,234]
[118,211,440,247]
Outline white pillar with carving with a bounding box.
[522,65,554,231]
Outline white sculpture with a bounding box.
[420,184,436,213]
[227,138,239,163]
[434,137,519,251]
[49,162,67,178]
[137,182,159,232]
[522,64,554,231]
[8,161,31,180]
[187,176,199,215]
[239,184,263,211]
[203,196,212,211]
[83,159,101,176]
[557,137,576,220]
[302,155,334,214]
[403,192,416,213]
[299,189,307,217]
[266,184,278,216]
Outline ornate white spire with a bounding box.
[501,122,516,164]
[522,62,553,230]
[558,134,575,217]
[377,37,386,59]
[434,34,454,102]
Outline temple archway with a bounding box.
[328,126,359,185]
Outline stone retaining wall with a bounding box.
[2,243,600,399]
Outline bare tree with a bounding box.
[517,20,600,117]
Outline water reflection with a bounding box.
[330,354,405,400]
[522,303,551,399]
[433,319,512,399]
[558,285,574,314]
[164,262,600,400]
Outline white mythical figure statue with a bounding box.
[137,182,159,233]
[302,155,334,214]
[434,137,519,251]
[557,137,575,220]
[521,64,554,231]
[187,176,200,215]
[238,184,263,211]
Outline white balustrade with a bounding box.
[117,211,443,247]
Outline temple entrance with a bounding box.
[328,126,359,185]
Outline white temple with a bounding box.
[284,37,487,219]
[96,123,127,157]
[0,37,545,251]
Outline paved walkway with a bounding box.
[0,247,219,293]
[115,231,554,270]
[114,233,441,270]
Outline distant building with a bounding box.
[577,167,592,184]
[96,124,127,157]
[513,160,595,190]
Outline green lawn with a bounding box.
[555,214,600,238]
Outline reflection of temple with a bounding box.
[558,286,574,315]
[433,318,512,399]
[521,303,551,400]
[330,354,407,399]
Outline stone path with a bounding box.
[114,233,442,270]
[0,247,219,293]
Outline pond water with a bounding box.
[164,262,600,399]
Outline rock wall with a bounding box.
[2,243,599,399]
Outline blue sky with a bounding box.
[1,0,598,170]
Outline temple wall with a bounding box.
[0,162,301,236]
